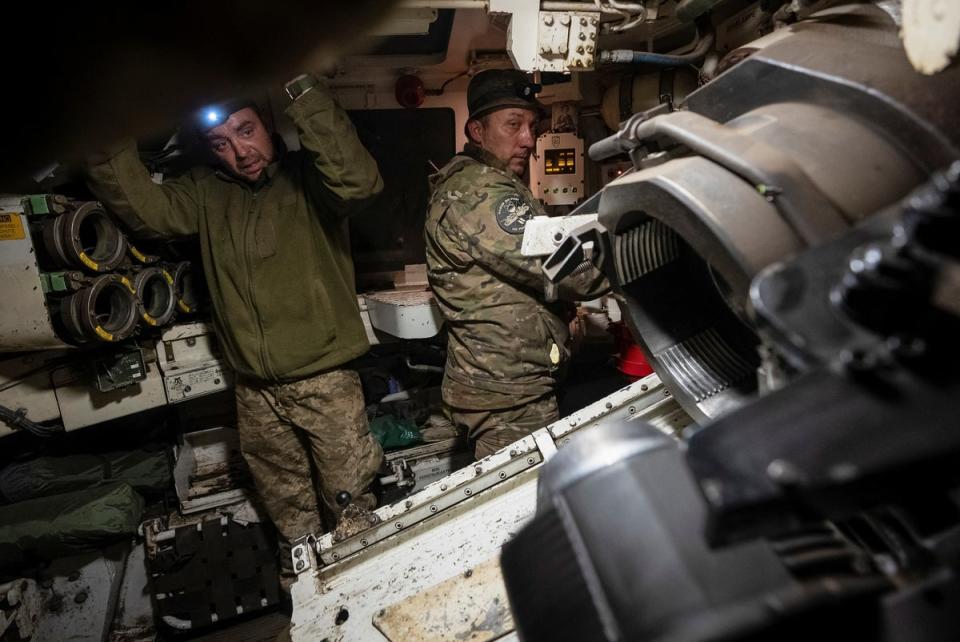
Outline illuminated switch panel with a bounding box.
[532,132,584,206]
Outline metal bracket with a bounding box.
[317,443,543,565]
[522,213,598,257]
[291,534,317,576]
[532,429,558,461]
[542,220,610,283]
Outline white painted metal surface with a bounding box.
[52,357,168,432]
[368,8,439,36]
[173,426,264,518]
[31,544,129,642]
[364,290,444,339]
[371,556,513,641]
[292,472,537,641]
[109,543,157,642]
[490,0,540,72]
[156,322,232,402]
[0,202,67,352]
[537,11,599,71]
[521,213,597,257]
[0,352,66,437]
[290,375,691,641]
[490,0,600,72]
[902,0,960,74]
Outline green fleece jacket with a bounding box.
[86,84,383,382]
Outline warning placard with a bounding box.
[0,212,25,241]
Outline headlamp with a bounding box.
[517,82,542,99]
[192,99,257,133]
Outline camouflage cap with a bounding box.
[467,69,544,121]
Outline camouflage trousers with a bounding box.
[450,395,559,460]
[235,369,383,544]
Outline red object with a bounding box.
[610,321,653,380]
[395,74,425,108]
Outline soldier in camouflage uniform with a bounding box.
[425,70,609,459]
[87,74,384,548]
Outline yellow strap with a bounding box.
[79,251,100,271]
[94,325,114,341]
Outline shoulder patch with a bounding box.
[494,193,533,235]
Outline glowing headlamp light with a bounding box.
[195,105,227,131]
[193,98,256,133]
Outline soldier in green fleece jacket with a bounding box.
[86,74,384,547]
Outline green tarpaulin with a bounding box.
[0,449,170,504]
[0,481,144,570]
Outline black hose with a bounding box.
[599,31,715,66]
[0,405,64,438]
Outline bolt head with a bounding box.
[543,14,554,25]
[766,459,802,485]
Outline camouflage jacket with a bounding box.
[425,144,609,410]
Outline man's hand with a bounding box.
[0,2,396,189]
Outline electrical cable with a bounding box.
[428,70,470,96]
[0,404,64,438]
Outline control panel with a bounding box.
[532,132,584,206]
